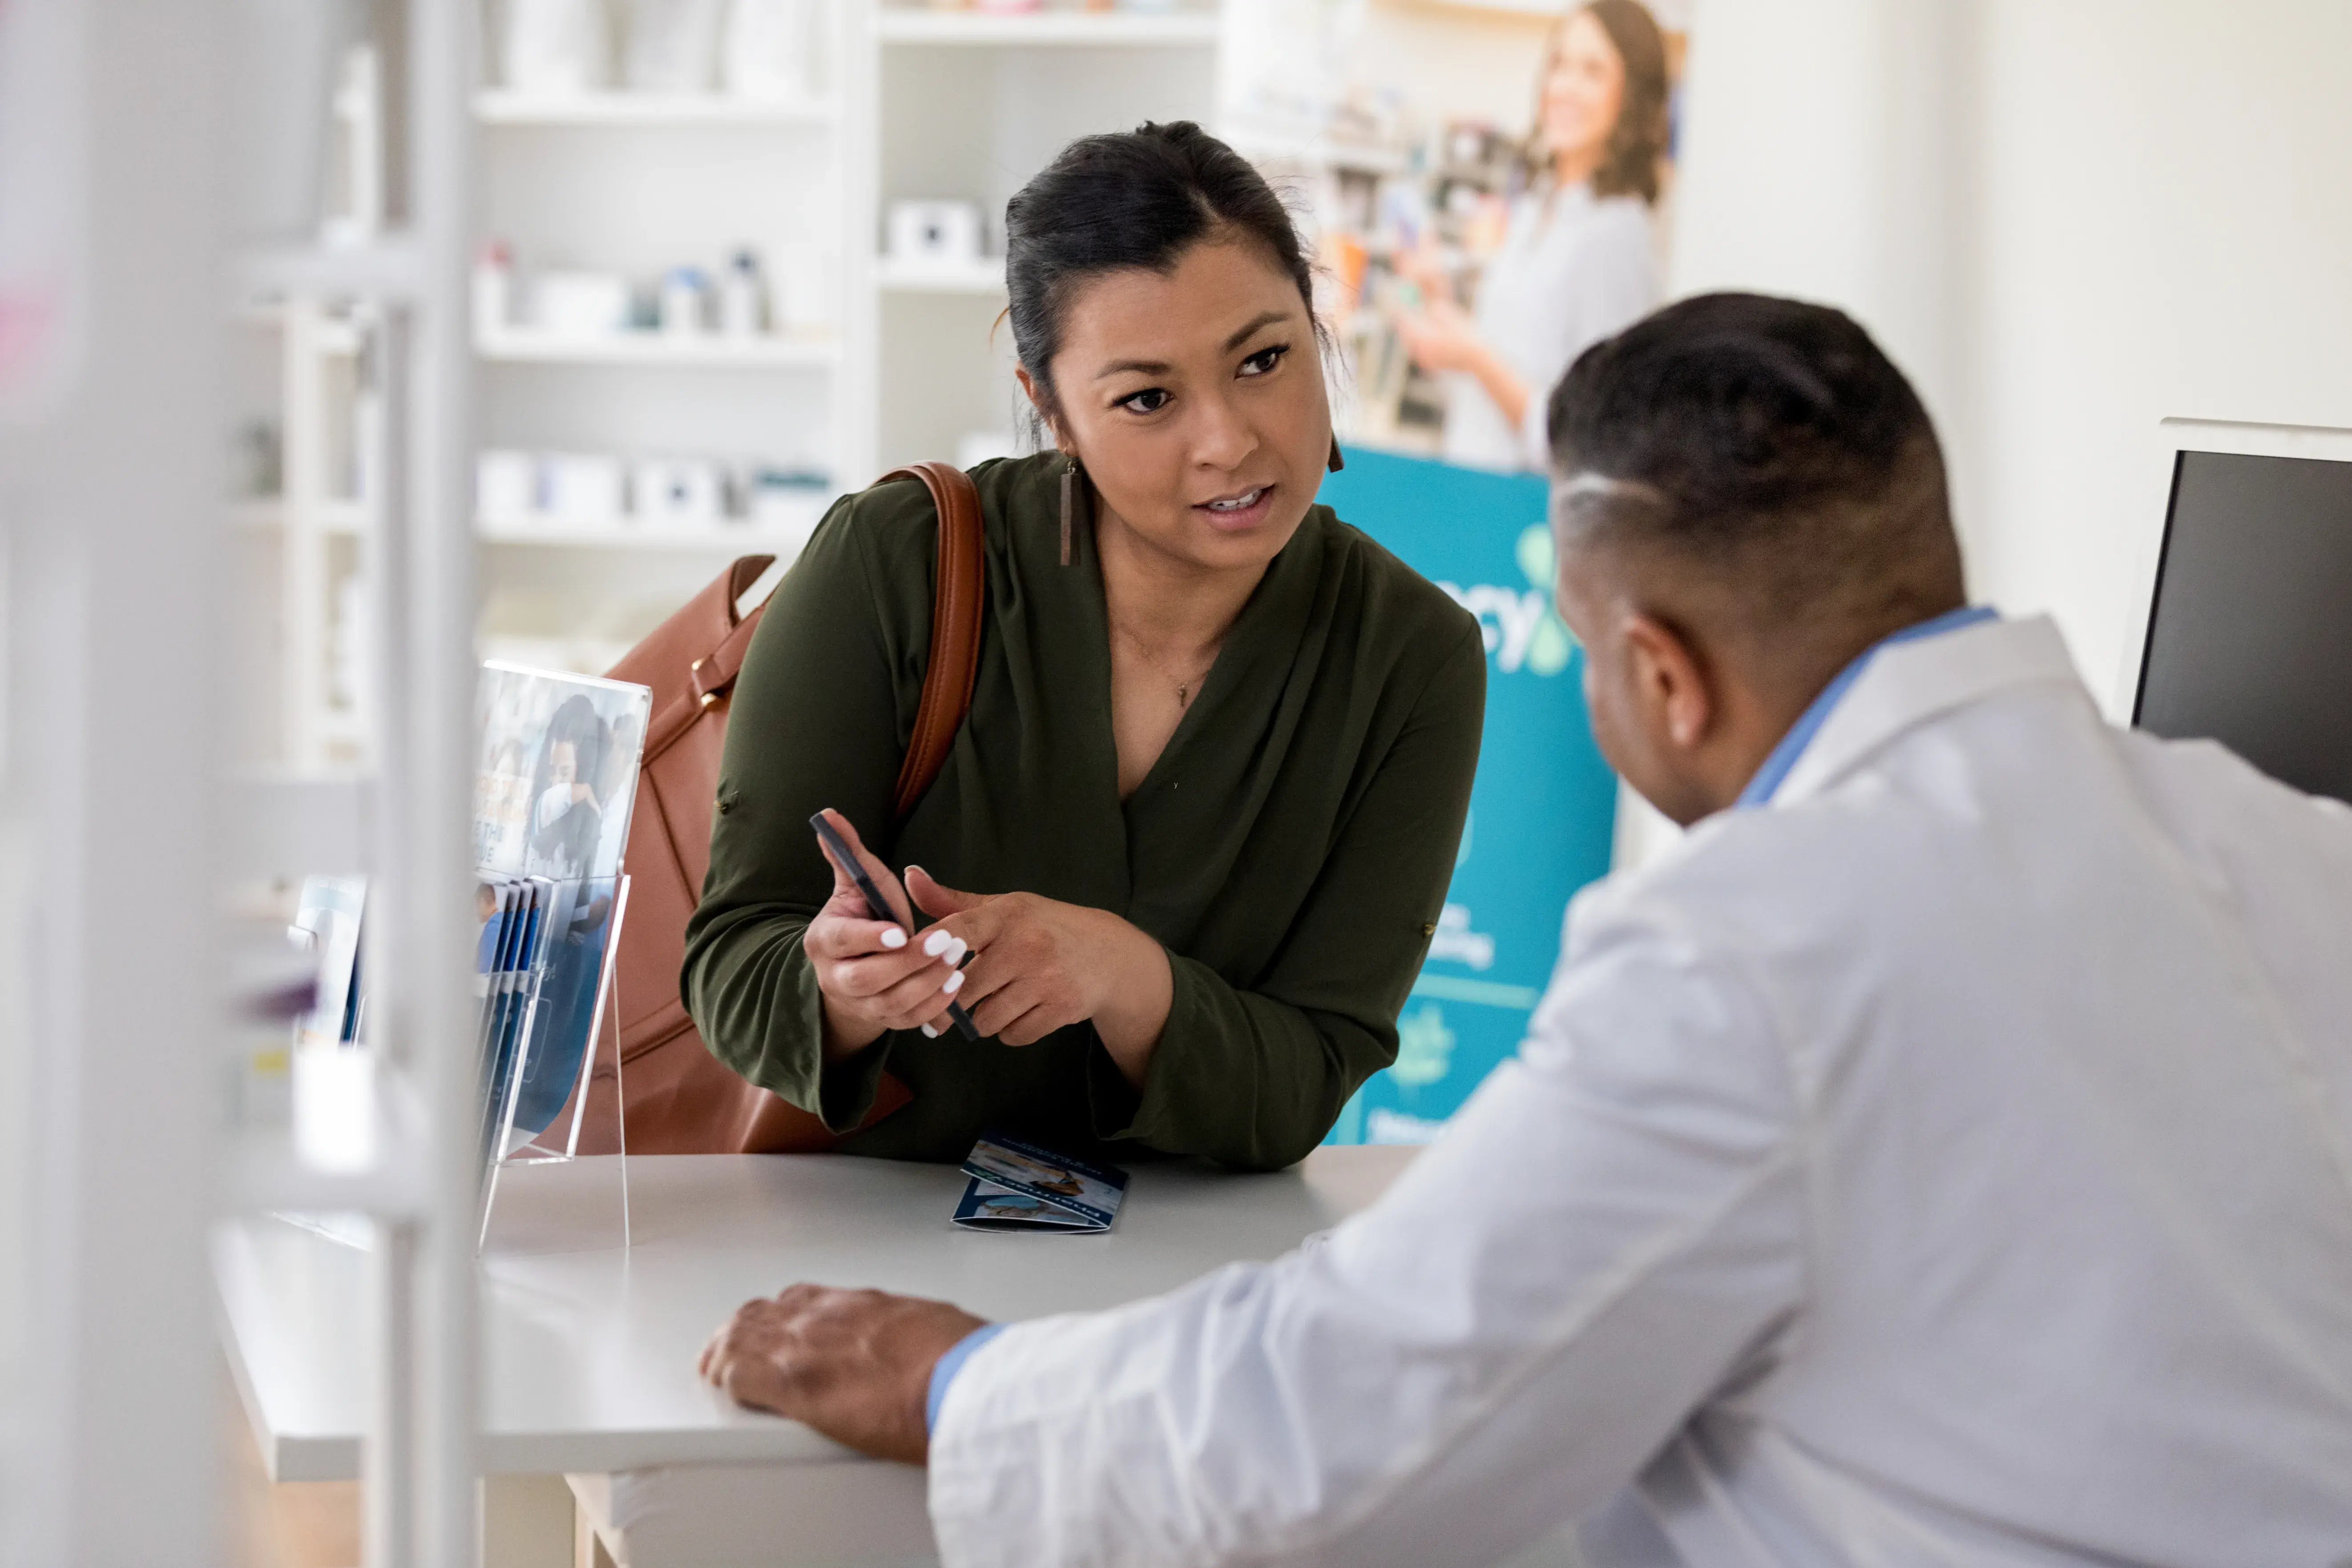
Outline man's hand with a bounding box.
[698,1285,987,1465]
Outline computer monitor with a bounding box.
[2121,419,2352,804]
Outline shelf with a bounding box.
[876,255,1006,295]
[877,8,1220,46]
[231,499,369,534]
[239,236,428,302]
[221,1127,427,1220]
[474,90,839,127]
[478,515,823,552]
[233,304,369,355]
[476,328,840,369]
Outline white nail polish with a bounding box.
[946,937,969,966]
[880,927,907,950]
[920,1023,940,1038]
[922,930,952,958]
[943,969,966,996]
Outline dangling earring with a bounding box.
[1327,436,1345,473]
[1058,453,1080,565]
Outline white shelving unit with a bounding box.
[472,0,859,674]
[211,4,487,1566]
[477,514,823,551]
[477,326,842,368]
[875,7,1220,45]
[454,2,1229,664]
[863,3,1225,469]
[876,254,1007,294]
[474,89,840,127]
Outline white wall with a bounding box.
[1670,0,2352,711]
[1967,0,2352,708]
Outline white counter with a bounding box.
[218,1146,1417,1484]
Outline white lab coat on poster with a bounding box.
[927,616,2352,1568]
[1441,183,1659,473]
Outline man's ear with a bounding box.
[1623,612,1715,752]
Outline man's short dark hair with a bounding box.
[1546,293,1962,643]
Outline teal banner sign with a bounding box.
[1317,447,1619,1144]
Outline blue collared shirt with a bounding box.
[927,1322,1008,1432]
[1736,606,1999,809]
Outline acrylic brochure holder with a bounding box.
[468,660,651,1256]
[476,874,633,1257]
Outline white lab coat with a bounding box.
[927,616,2352,1567]
[1441,183,1658,473]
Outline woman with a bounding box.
[525,694,606,879]
[685,122,1485,1172]
[1396,0,1669,472]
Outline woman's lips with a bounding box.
[1194,483,1276,532]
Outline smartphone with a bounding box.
[811,812,980,1042]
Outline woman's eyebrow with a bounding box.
[1222,309,1291,351]
[1091,310,1299,382]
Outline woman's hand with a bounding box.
[907,868,1174,1087]
[805,809,970,1060]
[1391,292,1533,435]
[1392,293,1487,374]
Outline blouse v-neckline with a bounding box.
[1051,484,1329,827]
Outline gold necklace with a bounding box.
[1113,620,1220,709]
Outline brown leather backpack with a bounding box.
[566,462,985,1154]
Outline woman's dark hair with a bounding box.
[1004,121,1321,423]
[1529,0,1673,206]
[534,696,608,810]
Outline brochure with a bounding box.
[471,663,650,1146]
[472,662,650,883]
[953,1133,1129,1233]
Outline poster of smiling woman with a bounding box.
[1217,1,1691,1141]
[1222,0,1691,469]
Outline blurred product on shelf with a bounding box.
[545,452,630,523]
[499,0,615,94]
[633,456,727,524]
[888,198,984,267]
[478,449,538,519]
[232,417,284,499]
[473,240,514,334]
[494,0,823,102]
[623,0,728,92]
[769,241,828,332]
[659,266,714,335]
[721,0,820,100]
[479,243,813,345]
[477,448,831,537]
[720,249,770,336]
[534,269,634,337]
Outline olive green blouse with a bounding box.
[682,451,1484,1171]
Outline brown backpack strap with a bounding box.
[879,461,986,818]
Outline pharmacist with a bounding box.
[700,294,2352,1565]
[1396,0,1668,472]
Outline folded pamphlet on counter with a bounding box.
[953,1132,1129,1233]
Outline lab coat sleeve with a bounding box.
[925,893,1810,1568]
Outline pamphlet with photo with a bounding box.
[954,1133,1129,1233]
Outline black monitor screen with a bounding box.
[2135,449,2352,803]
